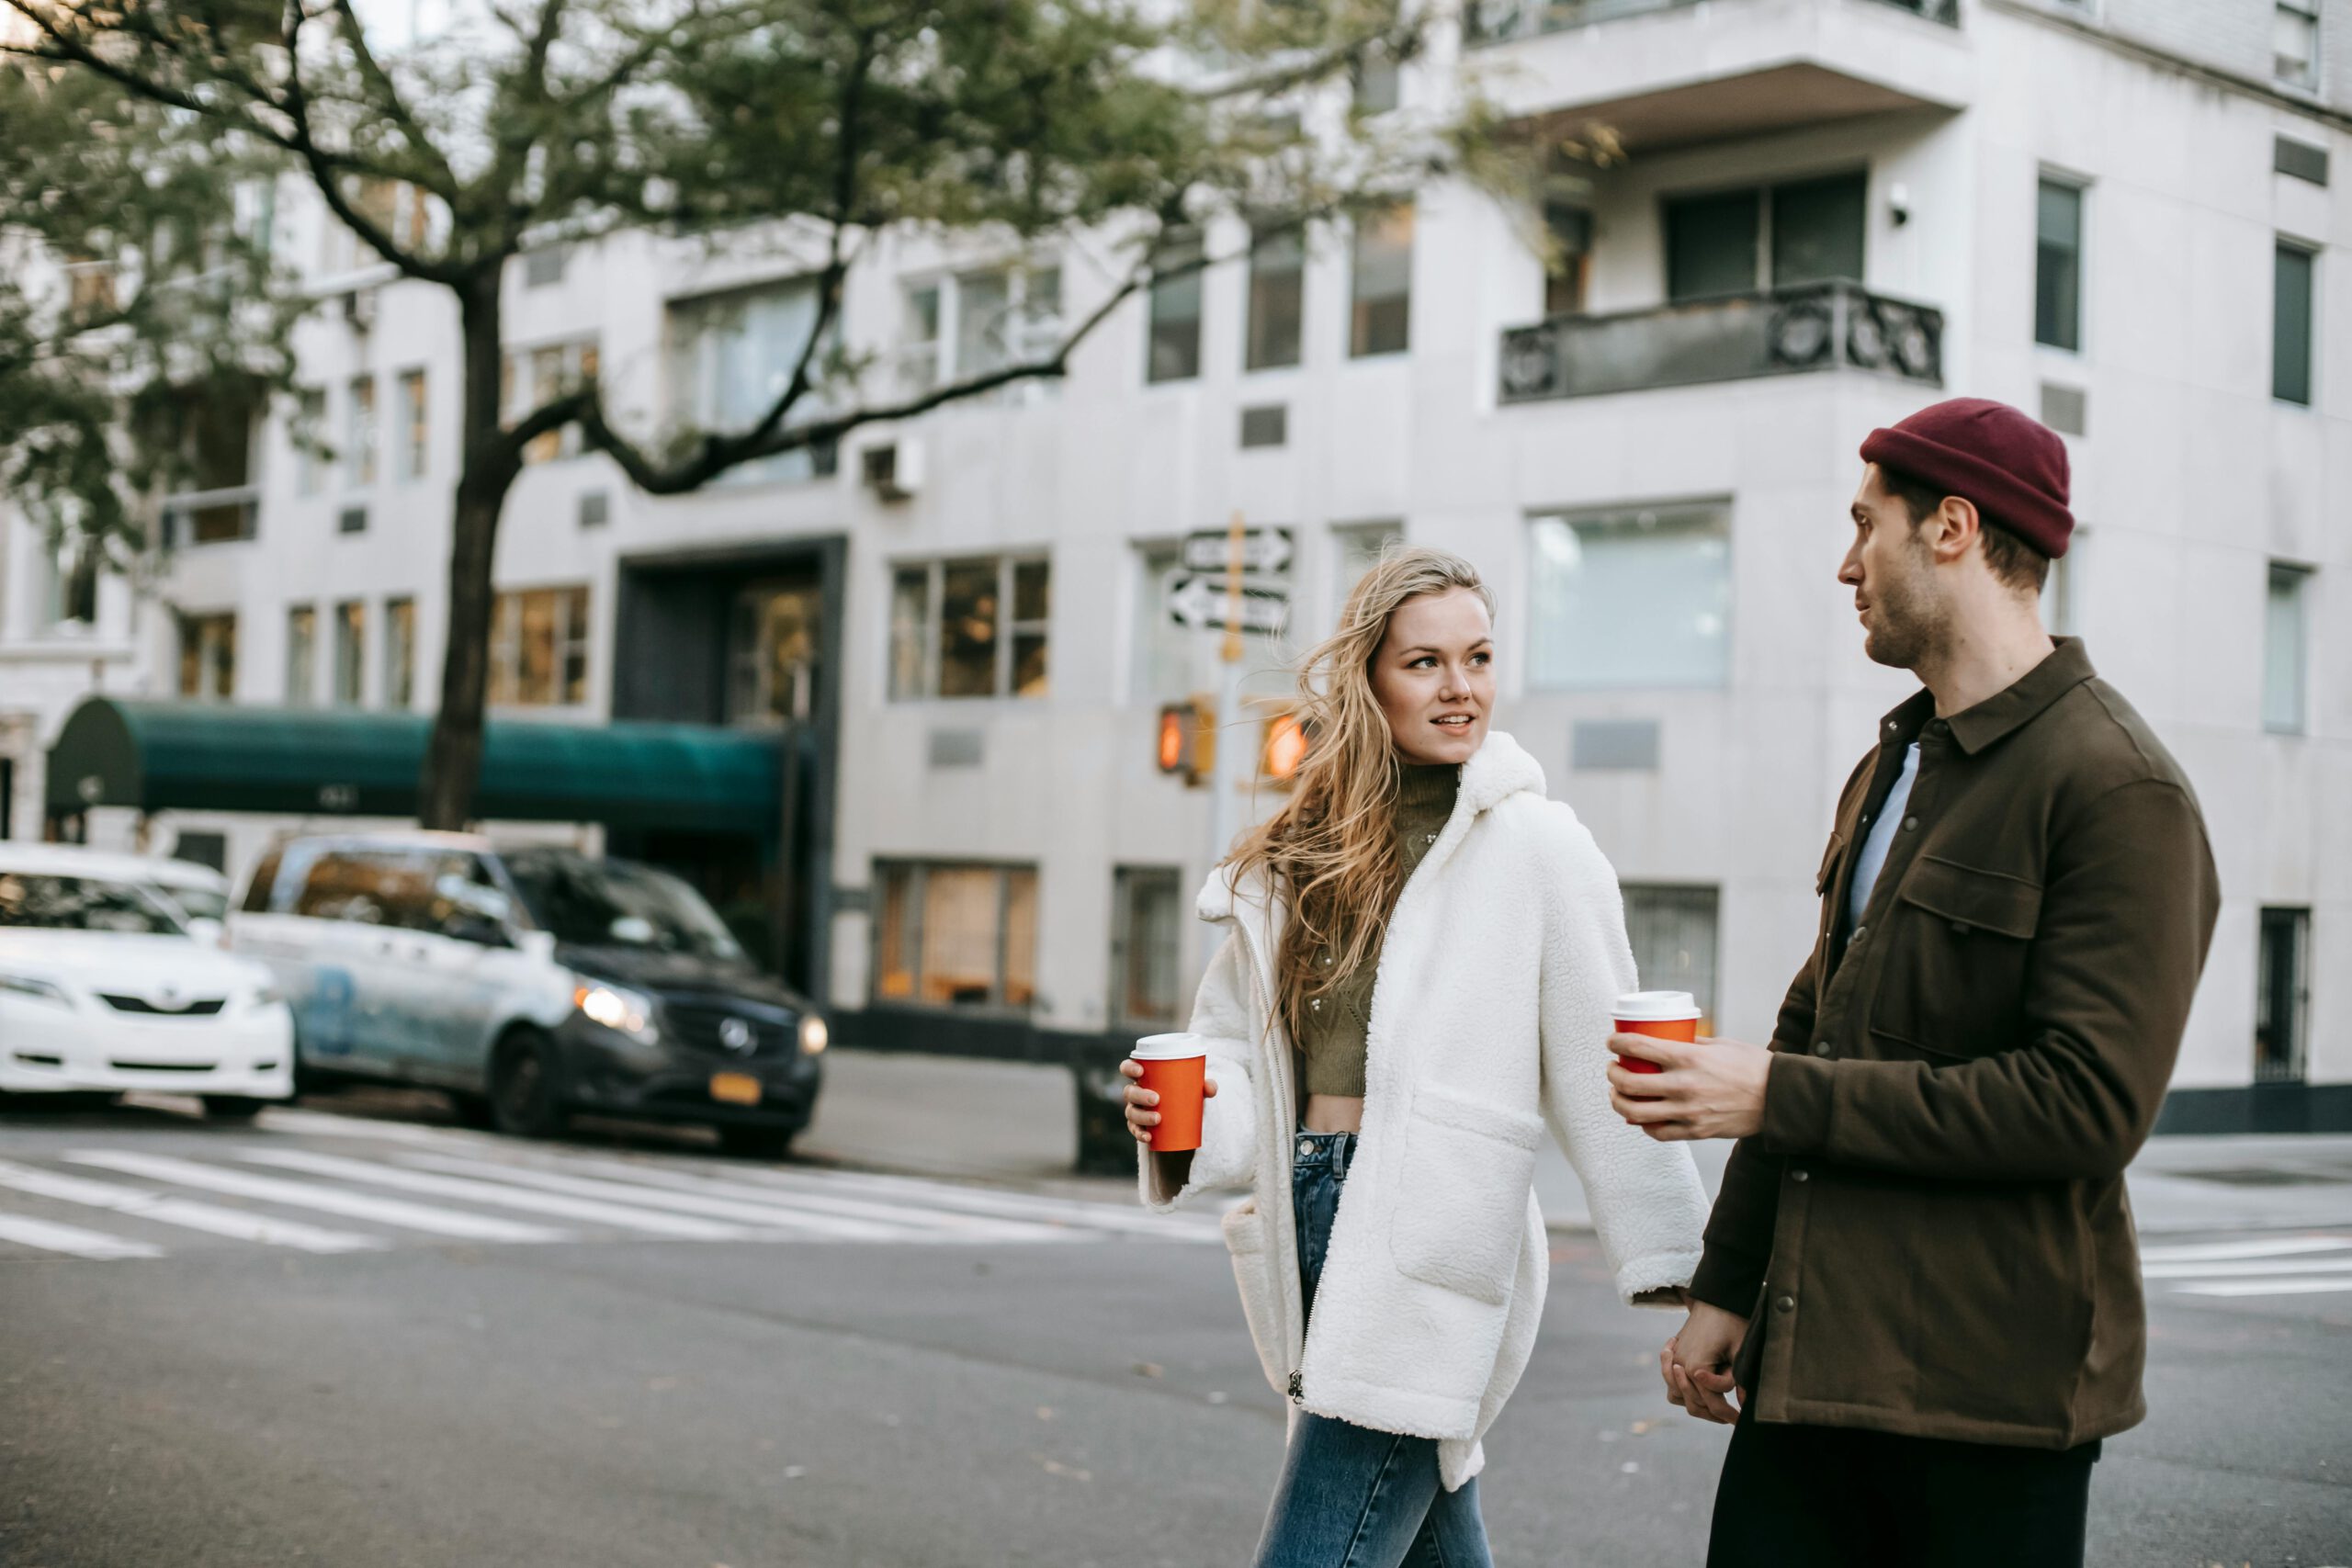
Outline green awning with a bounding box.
[47,699,785,835]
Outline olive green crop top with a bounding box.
[1295,761,1459,1098]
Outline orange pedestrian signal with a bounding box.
[1157,700,1213,785]
[1261,712,1308,783]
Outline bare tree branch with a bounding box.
[327,0,460,198]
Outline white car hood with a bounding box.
[0,931,271,995]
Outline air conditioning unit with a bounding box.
[861,437,922,502]
[340,288,377,333]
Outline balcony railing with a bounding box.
[159,484,260,547]
[1498,280,1942,405]
[1465,0,1955,47]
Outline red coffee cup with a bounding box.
[1612,990,1702,1077]
[1131,1033,1209,1152]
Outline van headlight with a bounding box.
[250,985,285,1010]
[0,972,74,1009]
[573,980,659,1043]
[798,1014,828,1055]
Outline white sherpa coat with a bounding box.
[1138,731,1708,1492]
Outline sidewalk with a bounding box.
[800,1048,2352,1231]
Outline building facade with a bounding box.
[21,0,2346,1127]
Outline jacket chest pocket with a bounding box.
[1388,1086,1544,1306]
[1869,855,2042,1059]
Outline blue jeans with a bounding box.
[1250,1131,1495,1568]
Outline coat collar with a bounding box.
[1197,730,1547,921]
[1876,637,2097,758]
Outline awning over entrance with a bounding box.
[46,699,784,835]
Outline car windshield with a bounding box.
[502,853,744,962]
[158,886,229,921]
[0,873,187,936]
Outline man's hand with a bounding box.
[1607,1033,1771,1141]
[1659,1300,1748,1425]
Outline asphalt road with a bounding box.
[1,1097,2346,1567]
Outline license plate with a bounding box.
[709,1072,762,1106]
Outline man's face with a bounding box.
[1838,465,1948,671]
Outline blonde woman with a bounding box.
[1122,546,1708,1565]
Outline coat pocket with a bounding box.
[1388,1086,1544,1307]
[1872,856,2043,1056]
[1221,1199,1288,1390]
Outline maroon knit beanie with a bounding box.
[1859,397,2075,558]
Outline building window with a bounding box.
[2274,242,2315,406]
[285,604,318,705]
[899,282,942,394]
[488,585,591,707]
[502,338,598,465]
[295,388,327,498]
[670,280,837,482]
[1147,233,1204,384]
[2276,0,2320,88]
[949,265,1061,390]
[177,612,237,699]
[1349,203,1414,357]
[399,368,428,480]
[2035,178,2084,352]
[1246,225,1306,371]
[2264,563,2312,734]
[727,580,824,727]
[1528,502,1731,690]
[2256,908,2311,1083]
[1665,173,1864,302]
[1544,201,1594,316]
[1112,865,1185,1029]
[345,375,377,487]
[873,862,1039,1010]
[1623,885,1719,1030]
[1332,521,1403,617]
[332,600,366,705]
[384,596,415,709]
[888,557,1050,701]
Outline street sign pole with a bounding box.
[1209,510,1248,908]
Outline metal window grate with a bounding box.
[1239,405,1288,447]
[578,491,609,528]
[337,505,368,535]
[2275,137,2329,186]
[1573,719,1661,771]
[2039,383,2087,437]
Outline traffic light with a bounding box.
[1261,710,1309,784]
[1156,699,1214,785]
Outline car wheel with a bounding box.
[204,1096,268,1122]
[718,1124,796,1161]
[490,1028,568,1140]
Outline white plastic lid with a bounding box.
[1131,1032,1209,1060]
[1612,990,1702,1022]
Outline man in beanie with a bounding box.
[1606,397,2219,1566]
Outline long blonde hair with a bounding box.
[1227,545,1495,1046]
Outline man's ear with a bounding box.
[1926,495,1982,565]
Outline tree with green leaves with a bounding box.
[6,0,1503,829]
[0,60,300,619]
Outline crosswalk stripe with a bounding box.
[2174,1278,2352,1298]
[0,1158,383,1254]
[725,1165,1227,1241]
[239,1150,752,1240]
[394,1154,922,1241]
[0,1211,166,1259]
[2145,1256,2352,1280]
[2140,1236,2352,1265]
[536,1156,1094,1244]
[62,1151,569,1244]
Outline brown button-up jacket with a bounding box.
[1689,639,2219,1449]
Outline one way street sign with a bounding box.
[1167,573,1289,635]
[1182,526,1294,576]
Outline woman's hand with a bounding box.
[1120,1058,1219,1145]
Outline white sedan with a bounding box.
[0,845,294,1119]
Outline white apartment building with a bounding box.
[13,0,2346,1133]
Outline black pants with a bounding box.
[1706,1401,2099,1568]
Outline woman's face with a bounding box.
[1369,588,1495,766]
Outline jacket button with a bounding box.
[1297,1139,1314,1160]
[1791,1169,1810,1183]
[1850,925,1868,942]
[1814,1042,1833,1056]
[1901,817,1918,831]
[1950,920,1970,937]
[1774,1295,1796,1314]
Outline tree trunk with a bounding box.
[418,276,520,830]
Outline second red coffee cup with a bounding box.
[1611,990,1702,1077]
[1131,1032,1208,1152]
